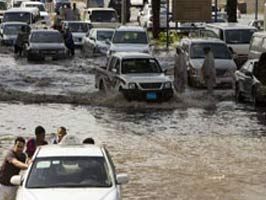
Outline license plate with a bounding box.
[146,92,157,100]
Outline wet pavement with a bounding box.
[0,45,266,199]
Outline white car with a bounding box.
[11,144,129,200]
[82,27,114,56]
[107,25,151,57]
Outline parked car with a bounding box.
[82,8,119,28]
[0,22,30,46]
[248,31,266,60]
[248,19,264,31]
[82,27,114,56]
[180,37,237,88]
[11,144,129,200]
[25,29,67,61]
[95,52,173,101]
[61,21,92,47]
[235,54,266,106]
[206,23,257,68]
[107,26,151,57]
[20,1,49,24]
[0,0,7,23]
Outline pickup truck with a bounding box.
[95,52,174,101]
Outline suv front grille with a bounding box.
[139,83,162,89]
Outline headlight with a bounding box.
[163,82,172,89]
[128,82,137,89]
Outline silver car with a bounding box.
[82,28,114,57]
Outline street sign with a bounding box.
[172,0,212,22]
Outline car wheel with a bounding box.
[235,83,244,103]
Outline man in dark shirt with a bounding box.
[0,137,28,200]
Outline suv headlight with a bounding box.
[163,82,172,89]
[128,82,137,89]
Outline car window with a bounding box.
[68,23,91,33]
[90,10,117,22]
[3,12,31,24]
[190,43,232,59]
[113,31,148,44]
[225,29,256,44]
[97,30,114,41]
[121,58,162,74]
[26,157,112,188]
[30,32,63,43]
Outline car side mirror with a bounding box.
[116,173,129,185]
[10,175,23,186]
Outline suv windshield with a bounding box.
[3,12,31,23]
[26,157,112,188]
[3,24,26,35]
[97,30,114,41]
[122,58,162,74]
[225,29,256,44]
[26,4,45,11]
[67,23,91,33]
[90,11,117,22]
[190,43,232,59]
[30,32,63,43]
[113,31,148,44]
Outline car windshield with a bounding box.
[97,30,114,41]
[3,12,31,23]
[113,31,148,44]
[26,157,112,188]
[190,43,232,59]
[122,58,162,74]
[90,11,117,22]
[225,29,256,44]
[30,32,63,43]
[0,2,7,10]
[68,23,91,33]
[3,24,25,35]
[25,4,45,11]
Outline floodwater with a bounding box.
[0,46,266,200]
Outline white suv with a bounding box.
[107,25,151,57]
[11,144,129,200]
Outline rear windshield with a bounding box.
[30,32,63,43]
[68,23,91,33]
[97,30,114,41]
[225,29,256,44]
[26,4,45,11]
[122,58,162,74]
[190,43,232,59]
[3,24,27,35]
[113,31,148,44]
[90,10,117,22]
[3,12,31,23]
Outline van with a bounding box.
[3,7,40,24]
[248,32,266,59]
[206,23,257,67]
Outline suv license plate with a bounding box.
[146,92,157,100]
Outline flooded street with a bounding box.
[0,47,266,199]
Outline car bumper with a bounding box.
[190,75,233,88]
[28,49,66,58]
[121,89,173,101]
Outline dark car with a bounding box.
[235,53,266,106]
[26,29,66,61]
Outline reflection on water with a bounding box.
[0,102,266,200]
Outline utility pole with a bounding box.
[255,0,258,20]
[152,0,160,39]
[226,0,237,22]
[214,0,218,22]
[166,0,169,49]
[121,0,126,25]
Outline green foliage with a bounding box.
[152,31,181,46]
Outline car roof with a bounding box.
[63,21,91,24]
[36,144,104,158]
[31,29,60,33]
[181,37,226,44]
[113,52,153,59]
[1,21,28,25]
[22,1,44,5]
[116,25,145,32]
[206,23,257,30]
[5,7,38,13]
[92,27,114,31]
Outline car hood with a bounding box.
[110,43,150,53]
[30,43,66,49]
[121,73,171,83]
[17,187,118,200]
[190,59,237,70]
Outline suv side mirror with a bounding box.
[10,175,23,186]
[116,174,129,185]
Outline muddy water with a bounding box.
[0,50,266,199]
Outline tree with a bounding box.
[152,0,160,39]
[226,0,237,22]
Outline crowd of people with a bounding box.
[0,125,94,200]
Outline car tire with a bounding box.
[235,83,244,103]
